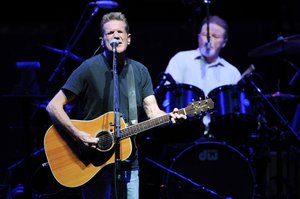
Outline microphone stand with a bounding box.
[111,42,122,199]
[203,0,211,49]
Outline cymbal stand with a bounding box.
[247,77,300,198]
[247,79,299,143]
[30,3,101,120]
[47,3,99,87]
[31,2,101,120]
[145,157,233,199]
[25,3,101,156]
[282,58,300,86]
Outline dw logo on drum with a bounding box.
[198,149,218,161]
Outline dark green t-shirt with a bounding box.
[62,53,154,170]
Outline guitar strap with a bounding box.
[127,62,138,125]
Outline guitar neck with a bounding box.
[120,109,185,139]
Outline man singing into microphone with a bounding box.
[46,12,186,199]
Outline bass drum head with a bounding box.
[162,141,255,199]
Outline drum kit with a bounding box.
[149,35,300,199]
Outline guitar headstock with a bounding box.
[184,98,214,116]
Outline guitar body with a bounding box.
[44,112,132,187]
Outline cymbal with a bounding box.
[265,91,300,100]
[41,44,84,62]
[248,34,300,57]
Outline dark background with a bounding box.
[0,0,300,198]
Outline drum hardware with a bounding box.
[264,91,300,101]
[154,72,177,93]
[145,156,233,199]
[244,74,300,198]
[246,77,300,143]
[40,44,84,62]
[281,57,300,86]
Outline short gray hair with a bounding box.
[100,12,130,36]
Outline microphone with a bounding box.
[200,44,212,58]
[91,1,119,9]
[203,42,212,56]
[205,41,212,49]
[110,38,119,52]
[238,64,255,85]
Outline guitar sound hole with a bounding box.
[96,131,113,151]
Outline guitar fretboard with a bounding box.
[120,109,186,139]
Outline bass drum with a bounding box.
[156,83,205,113]
[162,141,256,199]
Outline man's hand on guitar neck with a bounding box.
[169,108,187,124]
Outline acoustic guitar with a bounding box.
[44,98,214,187]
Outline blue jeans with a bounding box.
[81,164,139,199]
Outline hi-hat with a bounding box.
[248,34,300,57]
[41,44,84,62]
[265,91,300,100]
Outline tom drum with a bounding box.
[207,84,257,140]
[156,83,205,113]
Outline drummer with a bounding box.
[164,15,241,97]
[163,15,241,137]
